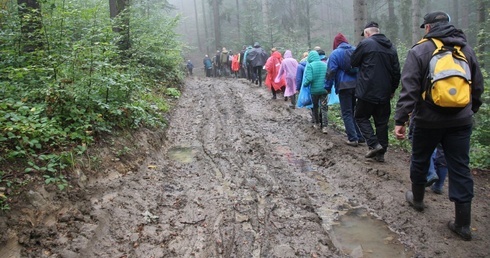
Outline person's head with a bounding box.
[253,42,260,47]
[205,55,208,58]
[302,52,309,59]
[271,47,277,53]
[361,21,380,38]
[333,33,348,50]
[420,11,450,34]
[314,46,322,51]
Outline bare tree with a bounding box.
[17,0,42,52]
[211,0,221,50]
[109,0,130,51]
[411,0,422,44]
[477,0,486,68]
[193,0,202,52]
[353,0,367,44]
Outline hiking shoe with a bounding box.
[313,124,319,130]
[271,95,277,100]
[425,174,439,187]
[374,153,385,162]
[431,186,443,195]
[288,104,296,109]
[365,144,383,158]
[322,127,328,134]
[284,97,288,101]
[345,140,358,147]
[358,139,366,145]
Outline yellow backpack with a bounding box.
[418,38,472,112]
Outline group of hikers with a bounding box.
[202,11,484,242]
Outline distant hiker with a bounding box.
[246,42,268,87]
[186,60,194,76]
[275,50,298,108]
[203,55,212,77]
[243,45,253,82]
[239,45,247,78]
[326,33,364,146]
[231,53,240,78]
[351,21,401,162]
[214,50,221,77]
[220,47,230,76]
[264,49,285,99]
[303,50,328,133]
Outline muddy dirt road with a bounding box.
[1,76,489,258]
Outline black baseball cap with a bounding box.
[420,11,450,28]
[361,21,379,36]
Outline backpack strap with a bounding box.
[429,38,468,63]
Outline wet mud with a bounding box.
[1,76,489,258]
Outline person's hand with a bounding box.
[394,125,406,140]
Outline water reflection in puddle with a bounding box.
[167,146,194,163]
[332,208,413,258]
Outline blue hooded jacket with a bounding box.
[326,42,357,93]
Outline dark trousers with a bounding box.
[355,99,390,151]
[253,66,262,86]
[411,124,473,203]
[339,88,363,142]
[311,94,328,127]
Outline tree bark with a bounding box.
[353,0,367,45]
[193,0,202,52]
[17,0,42,52]
[411,0,422,44]
[477,0,486,68]
[212,0,221,50]
[109,0,130,51]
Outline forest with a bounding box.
[0,0,488,211]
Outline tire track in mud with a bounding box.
[10,76,488,258]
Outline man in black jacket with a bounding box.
[351,22,401,162]
[394,11,484,241]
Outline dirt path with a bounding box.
[1,76,489,258]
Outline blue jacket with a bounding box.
[326,42,357,93]
[295,61,307,91]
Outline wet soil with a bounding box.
[1,75,489,258]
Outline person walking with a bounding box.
[246,42,269,87]
[326,33,364,146]
[265,49,285,99]
[275,50,298,108]
[394,11,484,241]
[303,50,328,133]
[351,21,401,162]
[203,55,212,77]
[186,60,194,76]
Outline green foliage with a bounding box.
[0,0,185,208]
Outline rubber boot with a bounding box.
[405,184,425,212]
[448,202,472,241]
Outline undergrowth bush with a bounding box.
[0,0,185,206]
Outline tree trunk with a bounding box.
[236,0,240,43]
[306,0,311,49]
[477,0,486,68]
[201,0,210,55]
[212,0,221,50]
[193,0,202,52]
[411,0,422,44]
[460,1,469,31]
[353,0,367,45]
[452,0,459,27]
[109,0,130,51]
[17,0,42,52]
[386,0,396,42]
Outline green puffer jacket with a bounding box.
[304,51,328,95]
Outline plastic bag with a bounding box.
[297,84,313,108]
[327,85,340,106]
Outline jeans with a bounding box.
[339,89,363,142]
[411,124,473,203]
[311,94,328,128]
[355,99,391,151]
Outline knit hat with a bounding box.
[333,33,348,50]
[420,11,450,28]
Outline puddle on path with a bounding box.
[331,208,413,258]
[167,146,194,163]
